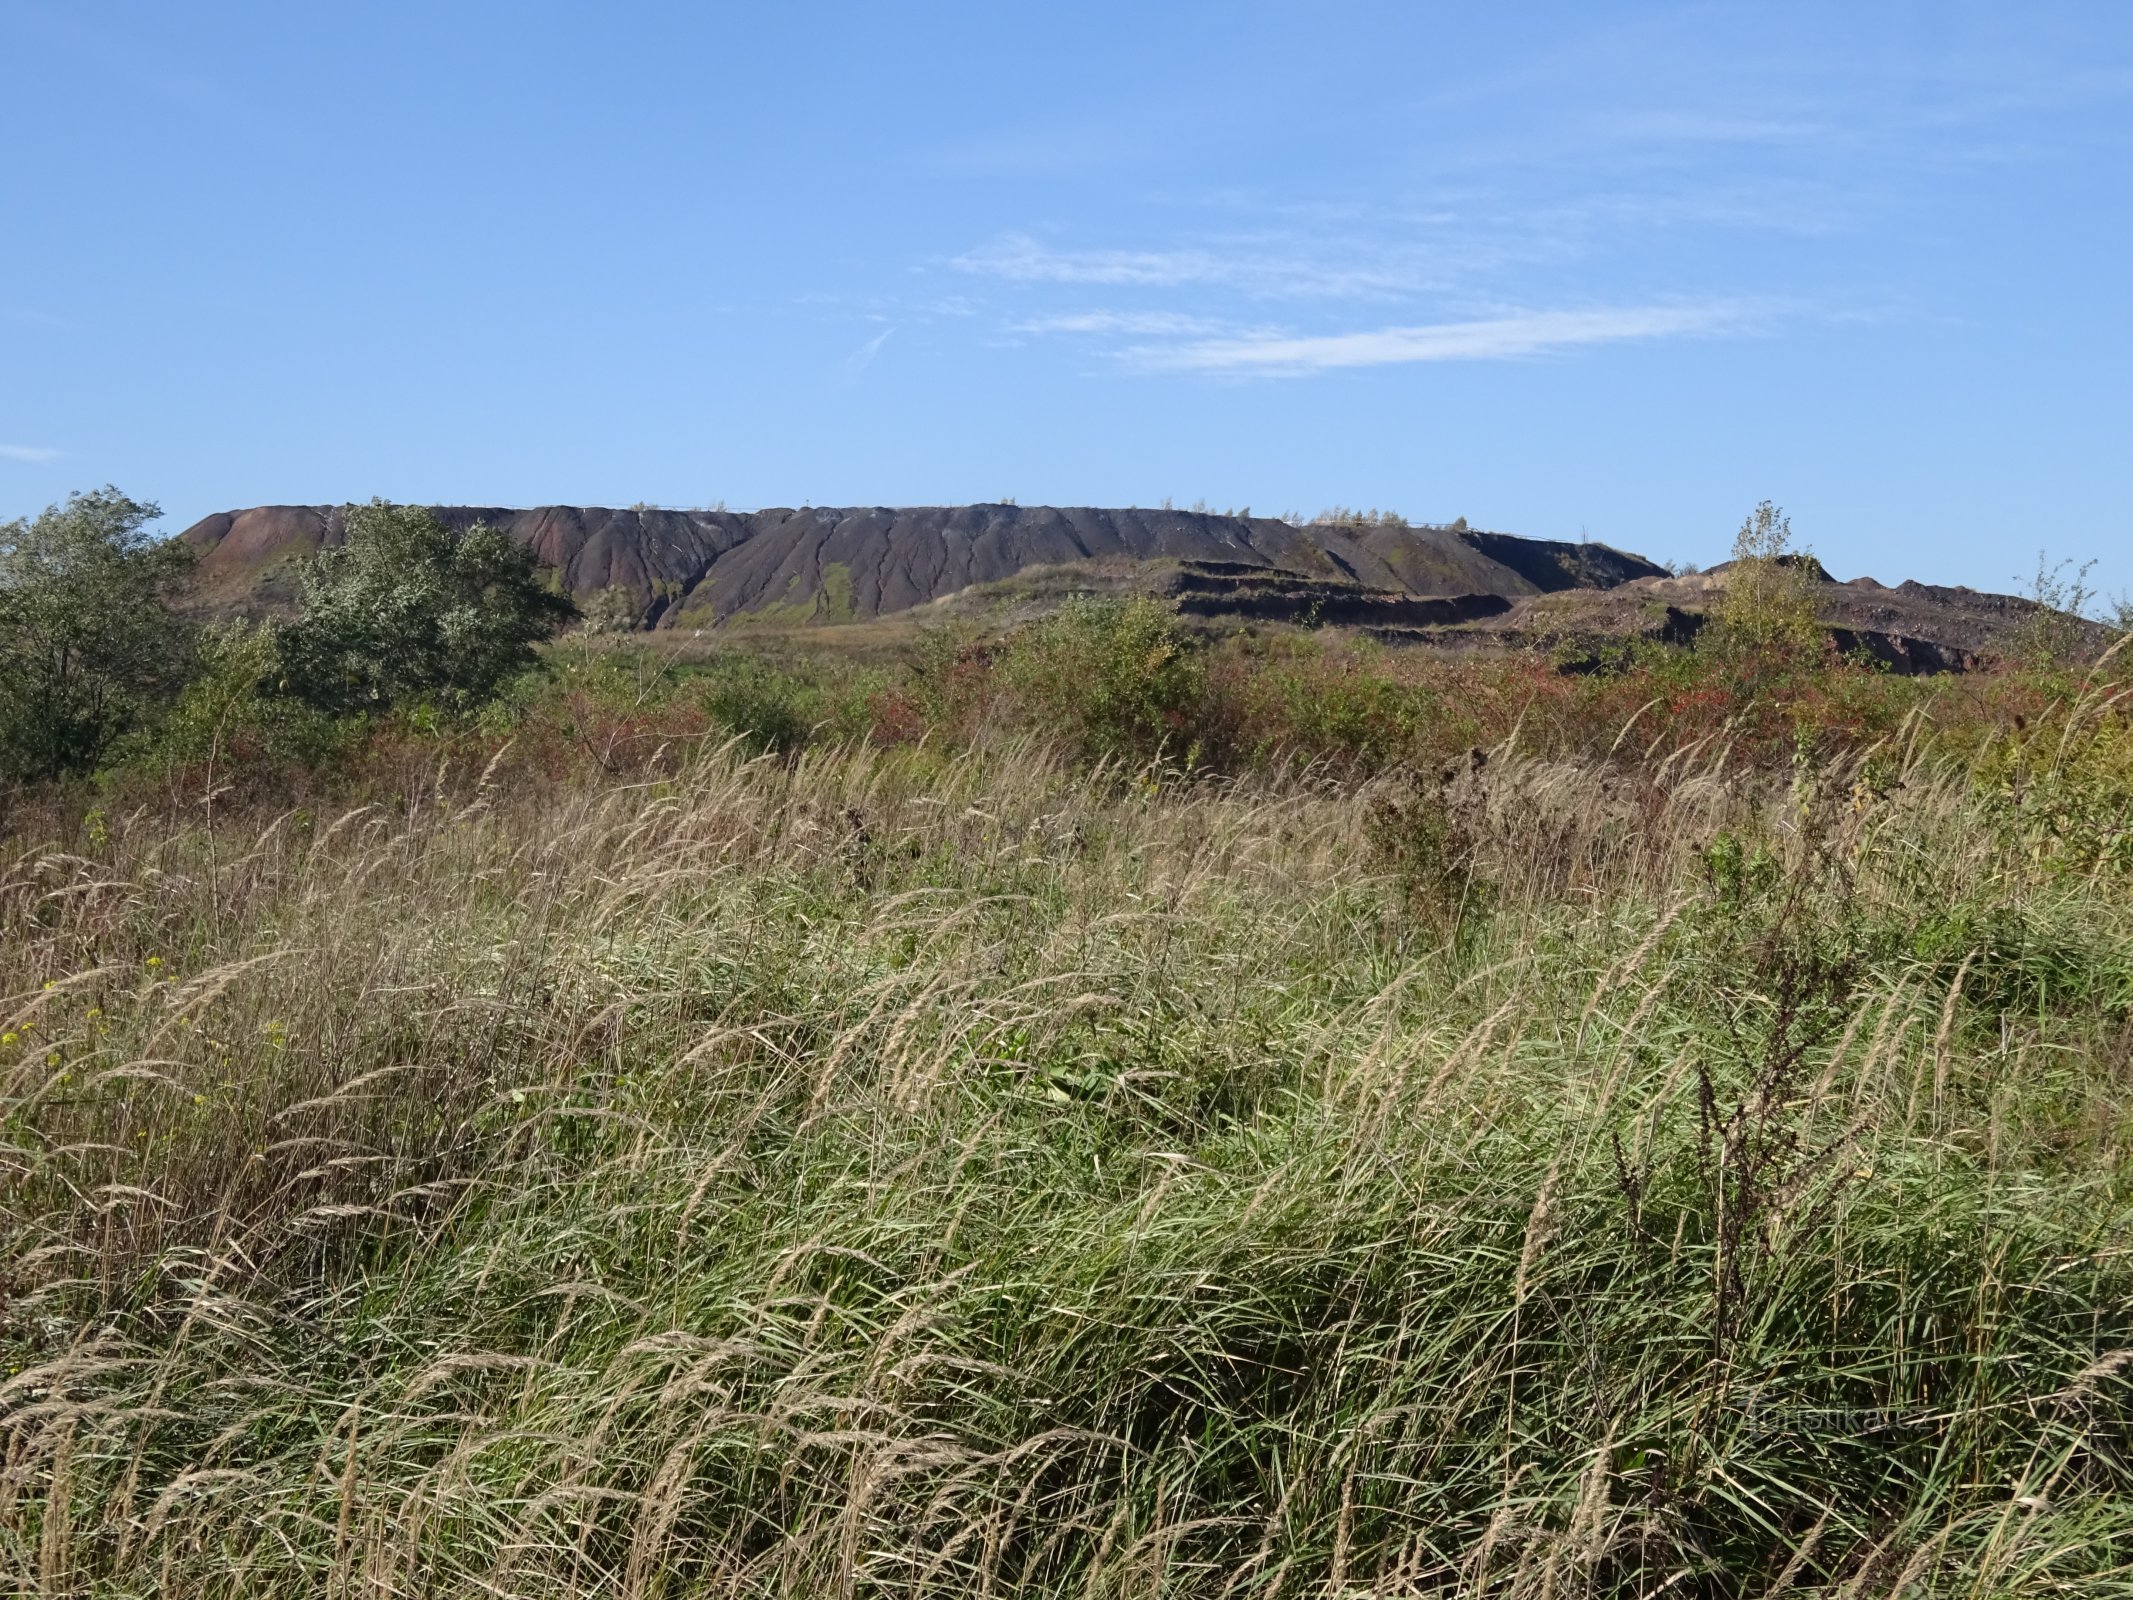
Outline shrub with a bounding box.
[1711,499,1821,664]
[274,500,575,714]
[699,654,818,754]
[576,584,644,634]
[1362,754,1493,927]
[996,596,1205,761]
[2012,550,2105,672]
[100,620,349,786]
[0,487,196,781]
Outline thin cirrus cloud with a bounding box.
[953,232,1229,288]
[1012,310,1226,337]
[835,326,895,386]
[1119,304,1752,376]
[0,444,62,463]
[952,231,1450,301]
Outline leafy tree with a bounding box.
[1714,500,1821,660]
[275,501,575,714]
[0,487,196,780]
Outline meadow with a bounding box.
[4,615,2132,1596]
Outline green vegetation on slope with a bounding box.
[0,494,575,792]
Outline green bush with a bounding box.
[0,487,196,781]
[274,500,575,714]
[997,596,1205,761]
[2013,550,2107,674]
[99,620,350,783]
[1710,499,1822,666]
[699,654,819,754]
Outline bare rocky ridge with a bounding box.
[178,503,1661,623]
[178,502,2101,671]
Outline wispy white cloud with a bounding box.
[954,233,1228,288]
[1121,304,1751,376]
[835,326,895,385]
[952,231,1453,301]
[0,444,62,464]
[1014,310,1226,337]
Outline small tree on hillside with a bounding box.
[275,501,575,714]
[2011,551,2104,671]
[0,487,196,780]
[1714,500,1821,659]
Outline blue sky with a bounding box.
[4,2,2130,594]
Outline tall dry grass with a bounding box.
[2,710,2130,1595]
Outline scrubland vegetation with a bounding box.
[4,494,2133,1594]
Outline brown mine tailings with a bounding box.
[177,503,1664,625]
